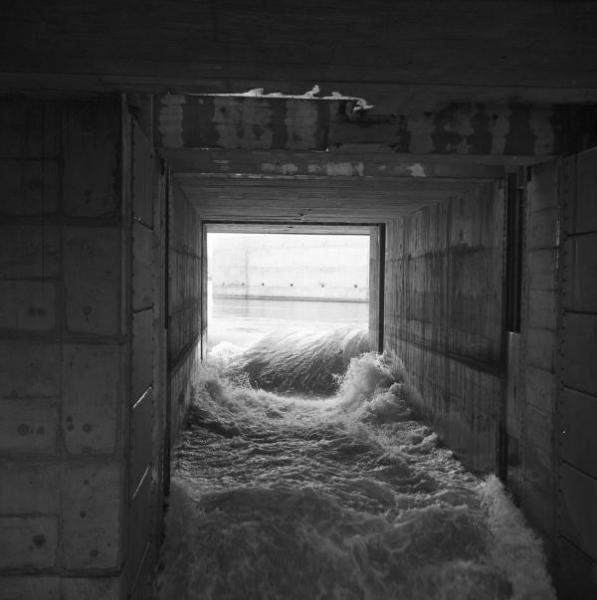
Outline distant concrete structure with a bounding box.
[208,234,369,302]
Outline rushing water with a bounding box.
[156,329,555,600]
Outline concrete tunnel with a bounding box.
[1,3,597,599]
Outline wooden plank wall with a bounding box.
[384,183,505,472]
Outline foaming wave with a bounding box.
[157,335,555,600]
[225,327,370,395]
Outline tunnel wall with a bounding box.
[167,181,202,443]
[0,96,129,597]
[384,183,505,472]
[556,151,597,597]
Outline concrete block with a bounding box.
[0,225,60,279]
[0,100,60,158]
[527,288,557,330]
[63,228,121,335]
[0,576,61,600]
[133,121,154,227]
[558,462,597,563]
[528,160,557,213]
[133,222,154,311]
[131,387,153,494]
[1,576,122,600]
[62,344,122,455]
[61,576,123,600]
[524,405,554,484]
[522,478,554,540]
[132,310,153,402]
[572,147,597,234]
[0,341,60,398]
[0,399,58,455]
[527,249,557,291]
[0,281,55,331]
[560,387,597,479]
[63,100,120,217]
[0,463,60,514]
[563,233,597,313]
[526,327,556,371]
[0,159,59,216]
[524,366,556,413]
[60,462,123,569]
[562,313,597,395]
[527,207,559,250]
[0,516,58,569]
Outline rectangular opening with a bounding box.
[205,226,374,353]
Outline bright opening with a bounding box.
[207,232,370,352]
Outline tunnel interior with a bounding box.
[1,8,597,594]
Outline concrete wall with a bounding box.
[0,94,202,600]
[556,150,597,597]
[167,182,202,443]
[209,234,369,302]
[384,183,505,473]
[0,96,129,598]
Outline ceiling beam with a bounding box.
[162,148,506,180]
[156,94,597,158]
[176,173,486,222]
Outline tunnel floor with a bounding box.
[155,330,555,600]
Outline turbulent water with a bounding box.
[156,328,555,600]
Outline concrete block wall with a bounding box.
[168,182,202,441]
[555,150,597,598]
[0,97,128,597]
[509,161,561,565]
[384,183,505,472]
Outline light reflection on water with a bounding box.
[208,297,369,350]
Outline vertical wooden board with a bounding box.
[132,309,153,403]
[130,387,153,496]
[558,462,597,563]
[573,148,597,234]
[132,222,153,312]
[563,233,597,312]
[561,313,597,395]
[557,537,597,600]
[63,99,121,218]
[132,121,154,227]
[560,387,597,479]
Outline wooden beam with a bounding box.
[156,94,597,157]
